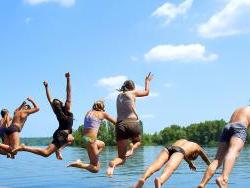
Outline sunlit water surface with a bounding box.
[1,146,250,187]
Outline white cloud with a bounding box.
[97,75,159,100]
[97,75,128,90]
[198,0,250,38]
[153,0,193,24]
[24,0,75,7]
[144,43,218,63]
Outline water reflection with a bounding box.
[0,146,249,187]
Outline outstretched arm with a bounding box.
[103,112,116,125]
[43,81,53,105]
[65,72,71,112]
[198,147,211,166]
[24,97,40,115]
[133,72,153,97]
[184,156,197,171]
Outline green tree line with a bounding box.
[7,119,249,147]
[73,119,250,147]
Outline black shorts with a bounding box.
[116,119,142,141]
[51,129,69,148]
[5,124,21,135]
[165,146,186,157]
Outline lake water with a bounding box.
[0,146,250,188]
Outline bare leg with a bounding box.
[216,137,244,188]
[15,144,57,157]
[55,134,74,160]
[96,140,105,155]
[68,141,101,173]
[155,152,184,187]
[106,139,128,176]
[135,149,169,188]
[198,142,228,188]
[126,141,141,158]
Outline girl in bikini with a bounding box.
[68,100,116,173]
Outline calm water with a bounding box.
[1,146,250,188]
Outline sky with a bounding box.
[0,0,250,137]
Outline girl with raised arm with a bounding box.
[106,72,153,176]
[15,72,74,160]
[68,100,116,173]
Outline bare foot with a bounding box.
[197,184,205,188]
[134,179,145,188]
[67,159,82,168]
[56,150,63,160]
[154,178,162,188]
[106,161,115,176]
[12,144,26,154]
[6,153,15,159]
[216,176,228,188]
[126,148,134,158]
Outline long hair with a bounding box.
[1,109,9,126]
[117,80,135,92]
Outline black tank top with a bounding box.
[54,108,73,133]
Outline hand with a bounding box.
[27,97,33,102]
[145,72,153,82]
[189,163,197,171]
[43,81,48,88]
[65,72,70,78]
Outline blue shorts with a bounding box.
[220,123,247,143]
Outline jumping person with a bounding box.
[68,100,116,173]
[14,72,74,160]
[0,98,39,153]
[135,139,211,188]
[0,109,12,156]
[198,106,250,188]
[0,109,11,143]
[106,72,153,176]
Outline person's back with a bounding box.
[116,91,137,122]
[229,106,250,128]
[172,139,201,159]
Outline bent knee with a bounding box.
[43,151,52,157]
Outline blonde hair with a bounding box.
[92,100,105,111]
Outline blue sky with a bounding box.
[1,0,250,137]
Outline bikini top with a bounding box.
[83,111,103,131]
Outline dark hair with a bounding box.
[1,109,8,118]
[24,104,31,110]
[92,100,105,111]
[52,99,64,114]
[117,80,135,92]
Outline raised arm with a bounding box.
[198,147,211,166]
[133,72,153,97]
[15,101,26,111]
[103,112,116,125]
[43,81,53,105]
[24,97,40,115]
[65,72,71,112]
